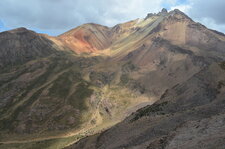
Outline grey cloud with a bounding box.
[189,0,225,25]
[171,0,225,33]
[0,0,163,35]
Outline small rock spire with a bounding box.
[161,8,168,13]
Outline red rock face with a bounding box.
[58,24,112,53]
[63,29,98,53]
[56,20,141,54]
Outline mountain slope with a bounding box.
[1,8,225,149]
[58,23,112,53]
[0,28,62,69]
[66,9,225,149]
[68,62,225,149]
[0,26,153,145]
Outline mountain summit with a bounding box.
[0,9,225,149]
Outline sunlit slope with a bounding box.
[66,9,225,149]
[58,24,112,53]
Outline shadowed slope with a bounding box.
[67,47,225,149]
[0,28,61,69]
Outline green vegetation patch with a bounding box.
[122,61,138,73]
[131,101,168,122]
[0,87,45,131]
[49,71,81,98]
[0,134,85,149]
[68,82,93,111]
[120,74,130,85]
[217,81,225,89]
[219,61,225,70]
[0,61,58,117]
[0,68,29,87]
[49,72,72,98]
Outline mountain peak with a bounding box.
[158,8,168,16]
[170,9,184,15]
[8,27,30,33]
[145,13,155,20]
[161,8,168,13]
[145,8,168,19]
[0,27,38,36]
[168,9,192,21]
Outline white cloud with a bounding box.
[0,0,166,35]
[0,0,225,35]
[188,0,225,24]
[195,17,225,33]
[170,0,225,33]
[170,4,191,13]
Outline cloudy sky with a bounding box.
[0,0,225,35]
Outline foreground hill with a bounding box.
[0,28,63,69]
[68,62,225,149]
[0,9,225,149]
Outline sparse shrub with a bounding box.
[120,74,129,85]
[131,101,168,122]
[219,61,225,70]
[217,81,225,89]
[68,82,93,110]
